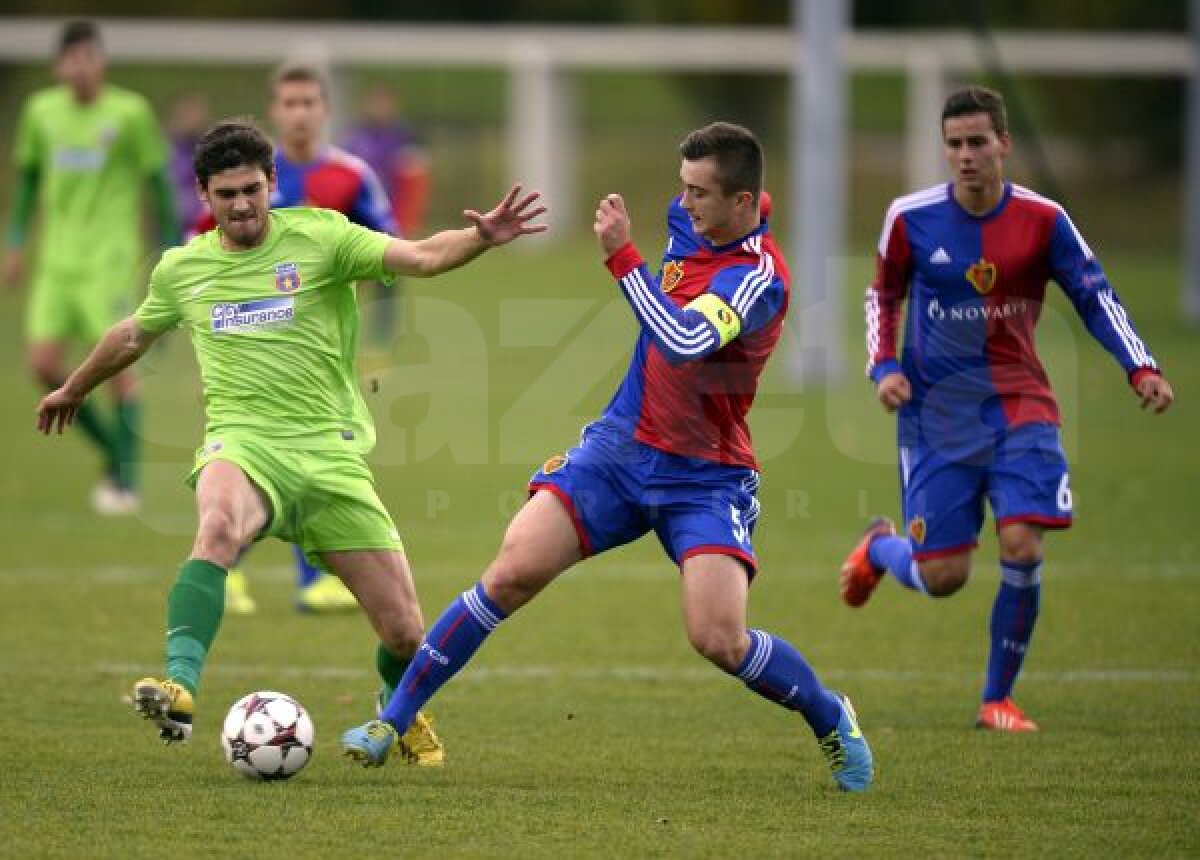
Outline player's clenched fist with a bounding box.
[876,372,912,413]
[594,193,632,257]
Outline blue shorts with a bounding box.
[900,422,1072,560]
[529,421,761,574]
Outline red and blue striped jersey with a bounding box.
[191,145,396,236]
[601,195,790,469]
[866,182,1158,443]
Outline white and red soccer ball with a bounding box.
[220,691,314,781]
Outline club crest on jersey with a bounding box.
[541,453,568,475]
[661,261,685,293]
[274,262,301,294]
[908,516,927,545]
[965,259,997,295]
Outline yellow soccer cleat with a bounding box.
[296,572,359,613]
[399,711,445,767]
[132,677,194,743]
[224,568,257,615]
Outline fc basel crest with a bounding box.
[907,516,927,545]
[661,261,685,293]
[275,262,301,294]
[965,259,997,295]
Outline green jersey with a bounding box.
[134,208,391,452]
[14,84,167,280]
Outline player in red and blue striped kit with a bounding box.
[842,87,1175,732]
[343,122,873,791]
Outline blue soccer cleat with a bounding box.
[817,693,874,792]
[341,719,400,767]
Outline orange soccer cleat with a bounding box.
[839,517,896,607]
[976,698,1039,733]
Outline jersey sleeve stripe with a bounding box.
[622,269,716,353]
[1012,184,1095,260]
[626,268,713,345]
[730,245,776,317]
[864,286,882,371]
[877,185,947,256]
[1098,288,1155,368]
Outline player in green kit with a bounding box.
[36,120,546,762]
[5,21,179,514]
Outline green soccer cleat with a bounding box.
[341,719,400,767]
[132,677,194,743]
[817,693,874,792]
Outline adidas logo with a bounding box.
[929,247,952,264]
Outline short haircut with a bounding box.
[193,120,275,188]
[941,86,1009,136]
[271,62,330,99]
[679,122,763,197]
[58,20,101,56]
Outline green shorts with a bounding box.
[187,436,404,571]
[26,267,135,343]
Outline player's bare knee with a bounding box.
[687,627,747,673]
[379,618,423,659]
[918,558,970,596]
[997,535,1042,565]
[192,509,243,567]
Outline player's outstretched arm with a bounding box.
[382,184,547,277]
[36,317,162,435]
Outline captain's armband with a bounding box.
[685,293,741,348]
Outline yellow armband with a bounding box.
[685,293,741,348]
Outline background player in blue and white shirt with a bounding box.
[842,86,1175,732]
[342,122,873,791]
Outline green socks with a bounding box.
[376,642,412,703]
[72,397,119,477]
[113,398,140,492]
[165,559,227,696]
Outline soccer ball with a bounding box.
[220,691,314,781]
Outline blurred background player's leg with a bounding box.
[295,544,359,612]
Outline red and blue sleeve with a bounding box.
[865,214,911,383]
[1048,211,1159,385]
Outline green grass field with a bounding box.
[0,243,1197,858]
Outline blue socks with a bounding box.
[868,534,927,593]
[380,583,507,731]
[293,543,322,588]
[983,559,1042,702]
[734,629,842,737]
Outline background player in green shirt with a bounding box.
[35,120,546,762]
[5,21,180,514]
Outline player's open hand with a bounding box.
[876,371,912,413]
[465,184,548,246]
[36,386,84,435]
[1135,372,1174,414]
[594,194,632,257]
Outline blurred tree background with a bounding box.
[0,0,1190,253]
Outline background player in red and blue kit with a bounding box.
[842,87,1175,732]
[191,63,399,614]
[342,122,874,792]
[341,84,431,346]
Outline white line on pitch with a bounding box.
[93,662,1197,684]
